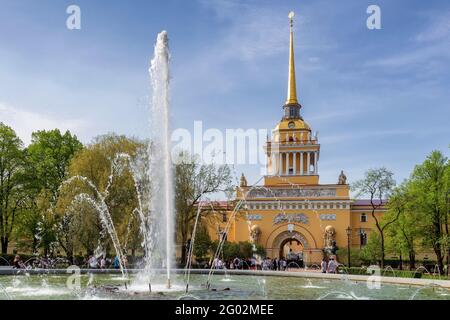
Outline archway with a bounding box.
[271,230,309,262]
[265,224,317,260]
[279,237,303,260]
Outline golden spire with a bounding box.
[286,11,298,105]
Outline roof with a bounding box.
[274,119,311,131]
[196,200,231,209]
[353,199,387,206]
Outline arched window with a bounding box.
[360,213,367,222]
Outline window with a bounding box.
[360,213,367,222]
[222,212,227,223]
[289,107,296,117]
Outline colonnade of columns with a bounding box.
[271,151,318,176]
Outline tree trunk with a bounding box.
[399,252,403,270]
[180,232,187,266]
[432,217,444,274]
[447,248,450,277]
[1,237,8,255]
[409,251,415,270]
[32,236,38,255]
[433,246,444,275]
[67,250,74,265]
[380,233,385,269]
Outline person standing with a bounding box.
[272,258,278,271]
[113,256,120,269]
[100,256,106,269]
[327,257,336,274]
[88,255,98,269]
[321,258,327,273]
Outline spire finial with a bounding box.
[286,11,298,105]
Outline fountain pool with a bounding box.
[1,271,449,300]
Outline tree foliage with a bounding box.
[0,123,26,254]
[352,167,396,268]
[174,151,233,263]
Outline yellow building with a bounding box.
[204,12,385,265]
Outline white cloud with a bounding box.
[0,102,88,145]
[367,11,450,69]
[416,11,450,42]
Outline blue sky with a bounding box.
[0,0,449,190]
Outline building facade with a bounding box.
[204,13,386,265]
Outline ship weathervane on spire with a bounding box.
[286,11,298,105]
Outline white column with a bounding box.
[300,152,304,175]
[285,152,290,175]
[270,152,275,176]
[314,151,318,175]
[279,153,283,175]
[293,152,297,175]
[307,151,311,175]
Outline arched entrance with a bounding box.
[265,224,317,261]
[279,237,303,260]
[271,230,309,263]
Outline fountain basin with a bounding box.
[1,269,449,300]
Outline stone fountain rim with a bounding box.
[0,268,449,289]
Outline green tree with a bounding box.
[21,129,83,256]
[27,129,83,199]
[337,248,362,267]
[174,152,233,264]
[0,123,26,254]
[58,134,143,256]
[193,225,212,262]
[408,151,449,274]
[360,232,382,264]
[352,167,397,268]
[385,181,422,270]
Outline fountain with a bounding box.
[147,30,175,289]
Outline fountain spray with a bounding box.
[149,30,174,289]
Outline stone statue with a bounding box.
[240,173,248,187]
[250,225,261,244]
[324,225,336,248]
[338,170,347,185]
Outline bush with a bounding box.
[193,226,212,262]
[336,248,363,266]
[344,267,423,279]
[210,241,262,261]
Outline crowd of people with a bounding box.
[8,252,340,273]
[86,255,128,269]
[8,254,128,270]
[320,257,338,274]
[209,255,341,273]
[211,256,302,271]
[11,254,69,269]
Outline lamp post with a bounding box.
[346,227,352,268]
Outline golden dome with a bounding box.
[274,119,311,131]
